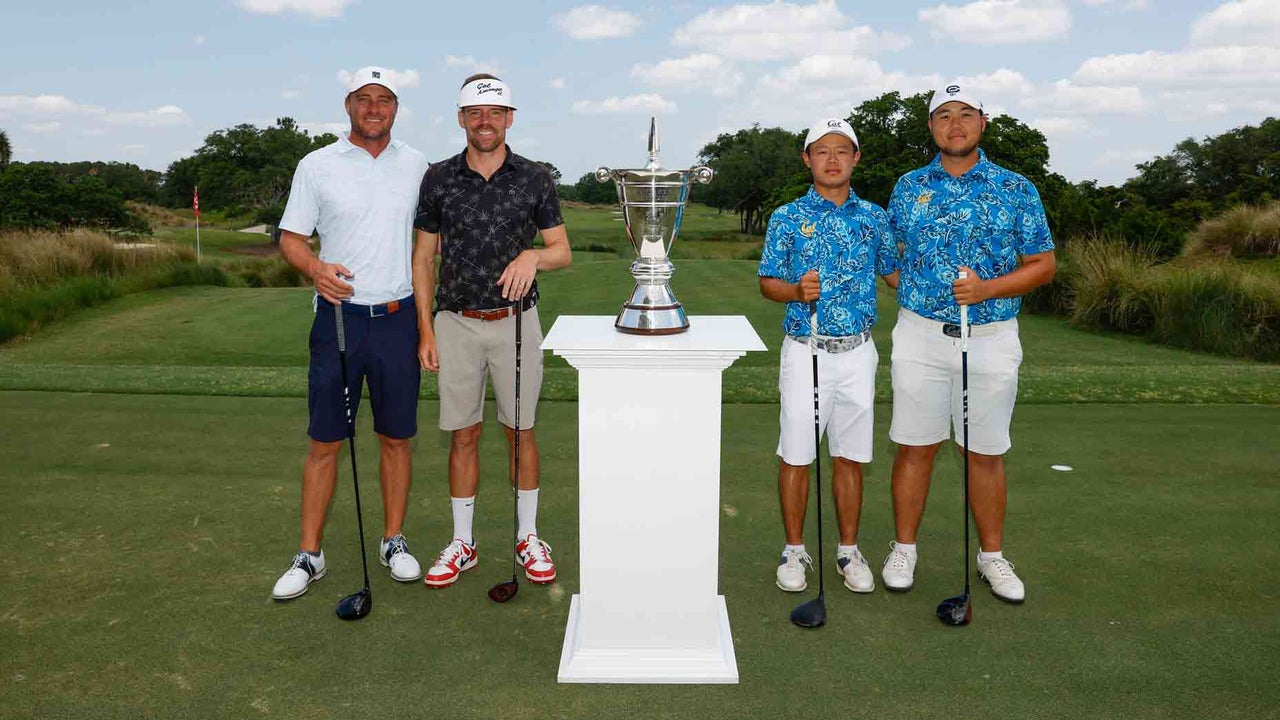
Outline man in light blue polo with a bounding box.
[881,83,1056,604]
[271,66,431,601]
[759,118,899,596]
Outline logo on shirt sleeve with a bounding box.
[800,221,817,238]
[917,191,933,205]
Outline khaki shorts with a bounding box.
[889,309,1022,455]
[777,335,878,465]
[435,306,543,431]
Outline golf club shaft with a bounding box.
[335,308,371,590]
[810,302,825,597]
[512,301,522,583]
[959,272,970,597]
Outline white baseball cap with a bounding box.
[804,118,859,151]
[929,83,983,115]
[346,66,398,97]
[457,77,517,110]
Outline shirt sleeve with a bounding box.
[1016,181,1054,255]
[278,159,318,236]
[758,208,792,280]
[886,175,911,249]
[414,167,441,234]
[869,205,899,276]
[533,166,565,230]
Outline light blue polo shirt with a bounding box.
[888,150,1054,325]
[280,134,429,306]
[759,186,899,337]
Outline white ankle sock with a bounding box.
[895,542,918,557]
[451,496,475,545]
[517,488,539,539]
[837,544,858,558]
[979,549,1004,562]
[783,543,806,556]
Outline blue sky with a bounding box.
[2,0,1276,187]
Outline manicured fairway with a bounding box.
[1,392,1276,719]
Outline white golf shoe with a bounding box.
[776,547,813,592]
[881,542,917,592]
[379,534,422,582]
[977,553,1025,604]
[837,549,874,593]
[271,550,327,600]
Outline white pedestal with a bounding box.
[542,316,766,684]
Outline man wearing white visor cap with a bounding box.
[880,82,1057,605]
[413,74,571,590]
[758,117,899,597]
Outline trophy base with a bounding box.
[615,303,689,335]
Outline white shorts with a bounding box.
[889,309,1022,455]
[777,335,878,466]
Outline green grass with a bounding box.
[2,257,1277,402]
[0,392,1276,719]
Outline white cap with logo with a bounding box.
[457,78,517,110]
[929,83,983,115]
[804,118,859,151]
[346,66,398,97]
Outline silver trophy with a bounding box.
[596,118,713,335]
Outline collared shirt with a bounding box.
[758,186,899,337]
[279,134,429,306]
[414,147,564,312]
[888,149,1054,325]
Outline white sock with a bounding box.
[837,544,858,558]
[783,543,806,557]
[895,542,918,557]
[451,496,475,545]
[517,488,539,540]
[979,549,1004,563]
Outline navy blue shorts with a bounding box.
[308,295,421,442]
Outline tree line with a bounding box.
[2,98,1277,253]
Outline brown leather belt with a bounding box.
[459,300,534,322]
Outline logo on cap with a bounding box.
[827,120,843,128]
[477,82,503,96]
[946,84,960,95]
[373,71,381,79]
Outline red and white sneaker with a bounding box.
[516,533,557,584]
[424,539,478,589]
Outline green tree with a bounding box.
[536,161,562,183]
[572,171,618,205]
[0,163,146,231]
[0,129,11,170]
[697,125,805,234]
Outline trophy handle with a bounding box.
[594,167,615,183]
[691,166,714,185]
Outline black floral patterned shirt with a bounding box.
[415,147,564,312]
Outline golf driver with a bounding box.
[791,302,827,629]
[488,300,523,604]
[333,307,373,621]
[937,272,972,627]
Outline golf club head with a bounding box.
[487,580,519,603]
[335,588,372,620]
[790,596,827,628]
[936,593,972,626]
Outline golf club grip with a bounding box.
[335,305,347,353]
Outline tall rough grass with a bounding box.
[0,230,232,341]
[1183,202,1280,258]
[1040,237,1280,361]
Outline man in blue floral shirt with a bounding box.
[881,83,1056,604]
[758,118,899,596]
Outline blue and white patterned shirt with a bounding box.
[759,186,898,337]
[888,150,1054,325]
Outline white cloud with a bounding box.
[0,95,189,127]
[572,94,677,115]
[1030,116,1089,138]
[1023,80,1145,114]
[751,56,936,125]
[553,5,642,40]
[672,1,910,62]
[1080,0,1147,9]
[23,121,62,133]
[1074,46,1280,87]
[918,0,1071,44]
[1190,0,1279,48]
[297,121,348,137]
[337,68,421,91]
[193,35,206,45]
[237,0,352,18]
[631,54,743,98]
[282,89,302,100]
[443,55,502,74]
[549,78,567,90]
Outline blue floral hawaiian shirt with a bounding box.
[888,150,1054,325]
[759,186,898,337]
